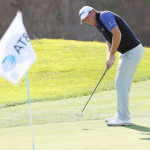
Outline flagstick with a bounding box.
[25,72,36,150]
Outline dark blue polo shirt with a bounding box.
[96,11,140,54]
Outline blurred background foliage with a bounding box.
[0,0,150,46]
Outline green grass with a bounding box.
[0,80,150,150]
[0,39,150,150]
[0,39,150,108]
[0,119,150,150]
[0,80,150,128]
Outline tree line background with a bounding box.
[0,0,150,46]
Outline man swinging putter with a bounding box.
[79,6,144,126]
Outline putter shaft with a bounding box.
[78,67,108,115]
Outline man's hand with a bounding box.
[106,54,116,69]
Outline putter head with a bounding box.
[76,113,83,117]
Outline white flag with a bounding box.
[0,11,36,85]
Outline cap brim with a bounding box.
[80,15,87,25]
[80,20,84,25]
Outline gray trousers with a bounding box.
[115,44,144,120]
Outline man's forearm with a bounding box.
[105,26,121,68]
[106,41,111,58]
[110,34,121,56]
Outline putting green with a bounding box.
[0,119,150,150]
[0,80,150,150]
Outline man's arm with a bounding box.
[106,41,111,67]
[106,26,121,68]
[106,41,111,55]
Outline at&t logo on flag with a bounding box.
[2,55,17,71]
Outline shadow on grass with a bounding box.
[125,124,150,140]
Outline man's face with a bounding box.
[82,10,96,26]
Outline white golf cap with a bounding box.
[79,6,94,22]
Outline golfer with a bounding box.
[79,6,144,126]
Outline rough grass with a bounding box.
[0,39,149,108]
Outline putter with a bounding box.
[76,67,109,117]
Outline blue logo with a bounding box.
[2,55,16,71]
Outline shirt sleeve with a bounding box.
[101,13,118,32]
